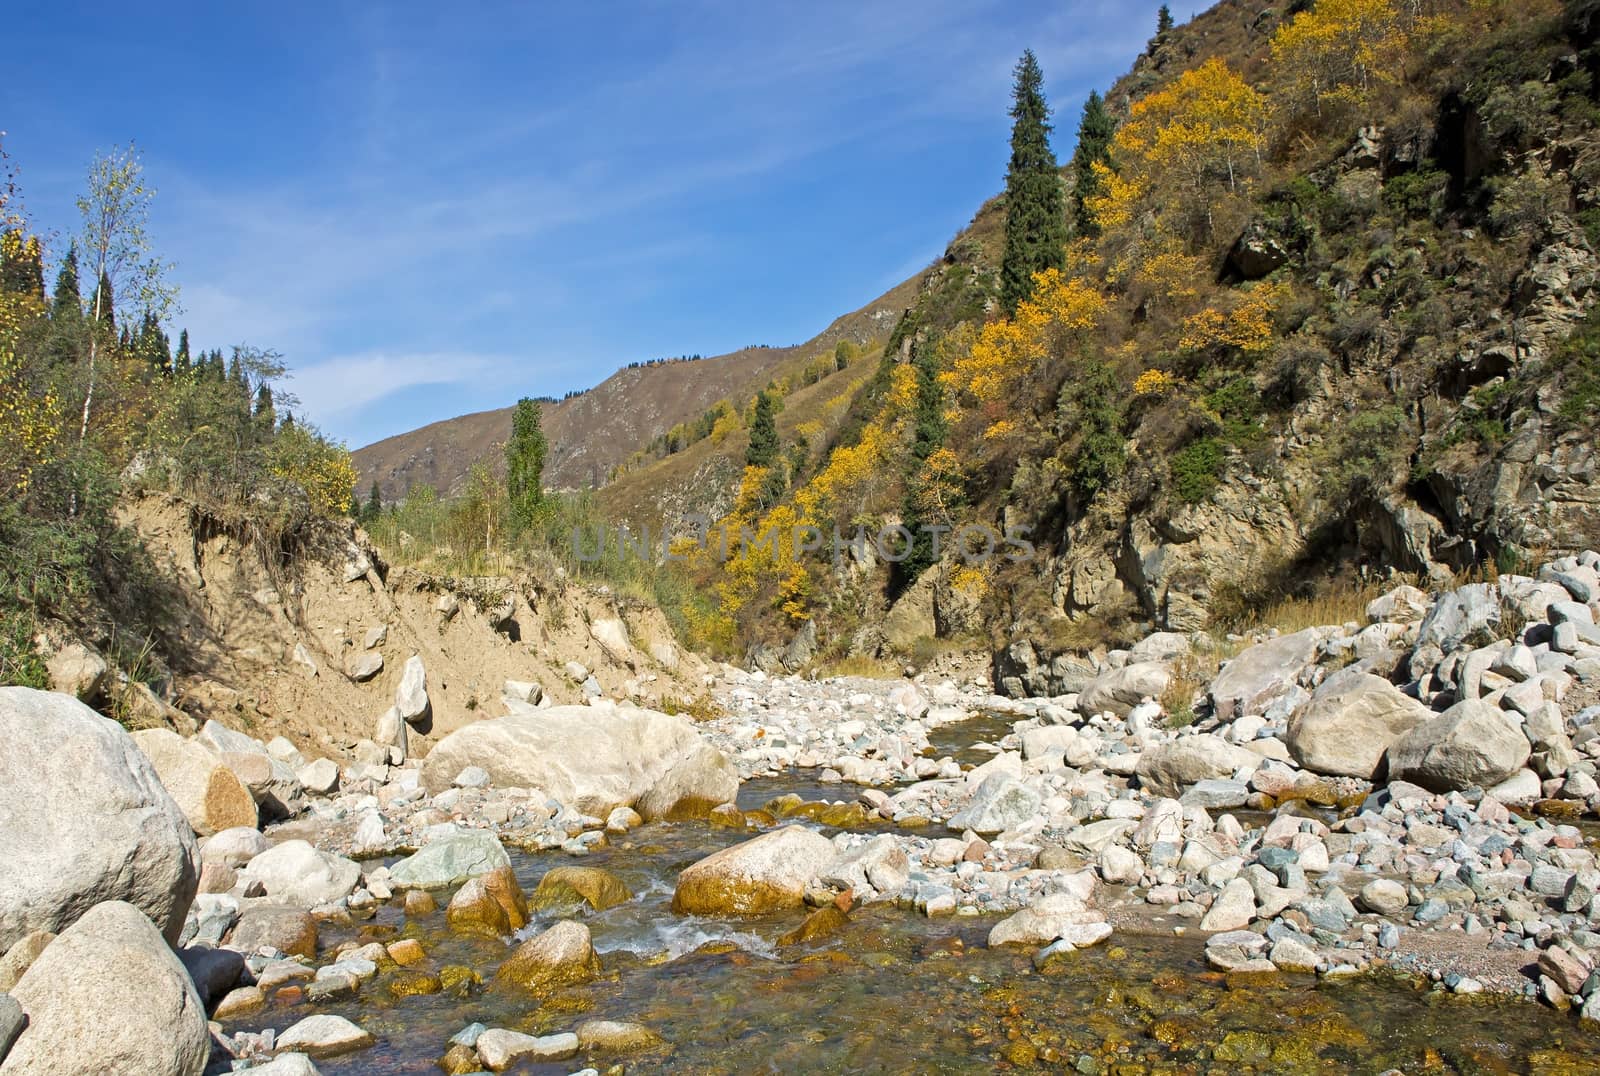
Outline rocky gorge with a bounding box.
[4,551,1600,1072]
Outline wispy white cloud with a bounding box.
[285,350,510,423]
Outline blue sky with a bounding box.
[3,0,1169,448]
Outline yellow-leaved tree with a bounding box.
[942,268,1107,439]
[1088,57,1268,242]
[1270,0,1410,120]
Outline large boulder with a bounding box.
[672,825,836,916]
[418,704,738,819]
[236,841,360,908]
[388,831,509,890]
[946,774,1042,835]
[1386,699,1532,792]
[196,721,306,820]
[1,901,209,1075]
[131,728,259,836]
[1209,629,1322,721]
[1286,667,1432,779]
[1135,735,1260,797]
[494,921,601,992]
[1078,662,1171,717]
[0,688,199,951]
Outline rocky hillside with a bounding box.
[352,276,919,500]
[617,0,1600,675]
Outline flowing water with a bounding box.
[224,719,1600,1073]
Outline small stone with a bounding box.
[476,1028,579,1069]
[404,890,437,918]
[1358,879,1409,917]
[276,1014,375,1058]
[213,985,265,1019]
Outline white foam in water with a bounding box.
[594,916,779,962]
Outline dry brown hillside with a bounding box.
[352,273,922,501]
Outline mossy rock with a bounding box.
[495,921,602,993]
[764,793,804,816]
[438,965,482,997]
[532,866,633,912]
[744,809,777,827]
[778,905,849,946]
[706,804,749,829]
[818,803,868,828]
[388,970,443,998]
[446,879,512,938]
[437,1042,482,1074]
[1534,799,1584,821]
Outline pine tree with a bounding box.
[506,397,548,533]
[1070,91,1117,238]
[174,329,191,377]
[1000,50,1068,315]
[1158,4,1174,36]
[745,390,779,468]
[51,243,81,322]
[91,270,115,331]
[254,382,275,437]
[893,347,959,593]
[364,481,382,522]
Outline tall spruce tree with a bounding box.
[506,397,548,532]
[174,328,191,377]
[52,243,81,321]
[364,481,383,522]
[1157,4,1174,36]
[1070,91,1117,238]
[745,390,779,469]
[893,346,958,594]
[92,270,115,331]
[1000,50,1068,314]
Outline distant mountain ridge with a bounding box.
[352,277,918,500]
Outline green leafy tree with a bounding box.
[1070,91,1116,238]
[1000,50,1068,314]
[745,389,779,468]
[505,396,548,532]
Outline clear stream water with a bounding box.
[224,719,1600,1074]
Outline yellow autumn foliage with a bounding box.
[943,268,1107,435]
[0,342,61,495]
[1271,0,1410,116]
[1133,369,1178,396]
[1179,282,1288,354]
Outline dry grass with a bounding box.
[660,693,725,722]
[815,654,902,680]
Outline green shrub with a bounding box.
[1382,169,1449,221]
[1170,437,1224,504]
[0,610,48,689]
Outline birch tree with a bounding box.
[75,143,177,442]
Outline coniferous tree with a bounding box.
[174,329,191,377]
[505,397,548,533]
[254,382,275,437]
[1157,4,1174,36]
[1000,50,1068,315]
[364,481,382,522]
[745,390,779,469]
[1070,91,1117,238]
[51,243,81,321]
[893,347,958,593]
[92,270,115,331]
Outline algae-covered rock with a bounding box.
[778,904,849,946]
[494,920,601,993]
[532,866,633,913]
[672,825,836,916]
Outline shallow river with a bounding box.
[224,720,1600,1074]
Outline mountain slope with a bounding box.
[352,274,920,500]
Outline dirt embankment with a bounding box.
[112,493,707,760]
